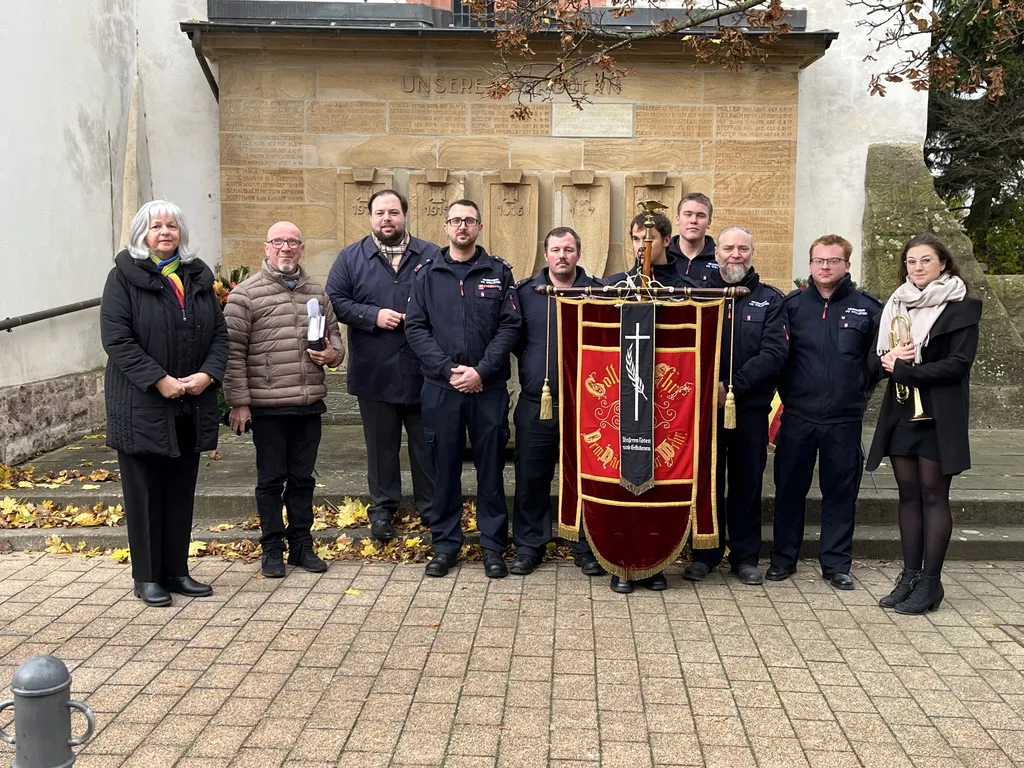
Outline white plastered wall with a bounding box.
[793,0,929,284]
[0,0,219,390]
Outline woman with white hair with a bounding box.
[100,200,228,607]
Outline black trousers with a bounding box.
[693,408,768,568]
[251,413,322,552]
[771,413,863,575]
[357,399,433,522]
[118,417,200,583]
[513,396,593,558]
[421,382,508,557]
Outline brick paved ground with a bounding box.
[1,554,1023,767]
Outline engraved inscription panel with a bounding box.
[481,173,540,278]
[553,174,611,279]
[709,140,797,172]
[635,106,714,138]
[716,172,794,208]
[221,100,304,133]
[307,101,386,134]
[471,104,551,136]
[221,168,305,203]
[389,103,468,134]
[221,134,318,168]
[408,171,467,247]
[714,208,795,245]
[222,204,336,239]
[552,104,634,138]
[337,171,394,247]
[715,106,797,139]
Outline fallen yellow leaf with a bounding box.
[188,540,207,557]
[110,547,130,563]
[345,588,361,596]
[17,481,33,488]
[81,484,101,490]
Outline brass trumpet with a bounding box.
[888,314,932,422]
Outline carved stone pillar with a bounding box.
[481,170,540,278]
[408,168,465,247]
[553,170,611,279]
[337,168,394,248]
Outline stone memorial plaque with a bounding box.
[714,208,795,245]
[481,171,540,278]
[306,101,386,134]
[553,172,611,278]
[470,104,551,135]
[634,106,714,138]
[389,103,468,135]
[220,99,305,133]
[715,106,797,139]
[222,203,336,240]
[408,170,466,247]
[552,104,633,138]
[709,139,797,172]
[221,168,306,203]
[623,173,682,264]
[221,134,318,168]
[337,170,395,247]
[716,172,793,208]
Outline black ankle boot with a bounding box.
[879,567,921,608]
[895,574,944,615]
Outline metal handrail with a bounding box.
[1,298,101,333]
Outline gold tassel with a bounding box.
[539,381,554,420]
[723,385,737,430]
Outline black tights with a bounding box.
[891,456,953,577]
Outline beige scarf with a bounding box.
[876,272,967,363]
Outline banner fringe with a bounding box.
[558,524,579,540]
[619,478,655,496]
[691,532,720,549]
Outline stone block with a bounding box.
[222,203,337,239]
[635,106,715,138]
[390,103,468,135]
[221,133,318,168]
[510,138,582,170]
[583,139,701,171]
[482,172,540,277]
[553,173,612,278]
[714,208,795,245]
[306,101,386,134]
[438,138,510,170]
[219,64,316,99]
[318,135,436,168]
[222,239,266,271]
[305,169,339,203]
[987,276,1024,337]
[317,67,493,101]
[221,168,306,203]
[751,243,795,294]
[715,106,797,139]
[611,72,702,102]
[715,172,794,208]
[220,99,305,133]
[703,73,798,105]
[408,170,466,247]
[337,170,394,247]
[471,104,551,135]
[706,140,797,172]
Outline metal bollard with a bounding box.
[0,655,95,768]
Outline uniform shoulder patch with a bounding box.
[861,289,884,306]
[493,256,514,272]
[516,276,533,289]
[414,258,433,274]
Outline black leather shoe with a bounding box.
[134,581,172,607]
[262,550,286,579]
[483,550,509,579]
[640,573,668,591]
[289,545,328,573]
[163,575,213,597]
[683,562,711,582]
[575,556,606,577]
[509,553,542,576]
[879,567,921,608]
[610,575,634,594]
[895,574,944,615]
[370,517,395,541]
[825,572,855,590]
[731,564,763,586]
[425,553,458,578]
[765,564,796,582]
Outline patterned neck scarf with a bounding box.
[372,230,410,271]
[151,252,185,309]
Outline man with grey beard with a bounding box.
[684,227,789,586]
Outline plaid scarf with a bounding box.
[372,231,410,271]
[151,252,185,309]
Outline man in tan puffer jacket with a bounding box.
[224,221,344,579]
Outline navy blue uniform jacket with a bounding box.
[778,275,883,424]
[668,235,718,284]
[405,245,522,391]
[607,253,690,288]
[707,267,789,413]
[515,267,604,402]
[325,234,442,404]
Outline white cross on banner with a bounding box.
[619,303,656,495]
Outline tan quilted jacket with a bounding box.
[223,260,345,408]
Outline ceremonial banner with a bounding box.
[557,298,725,579]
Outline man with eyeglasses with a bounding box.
[668,192,719,284]
[326,189,440,541]
[224,222,344,579]
[767,234,882,589]
[684,227,789,587]
[405,199,522,579]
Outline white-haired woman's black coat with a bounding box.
[101,250,228,456]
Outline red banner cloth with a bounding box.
[557,298,725,579]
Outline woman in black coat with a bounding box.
[101,200,228,607]
[867,233,982,615]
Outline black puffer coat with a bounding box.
[101,250,228,457]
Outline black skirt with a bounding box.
[886,398,940,462]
